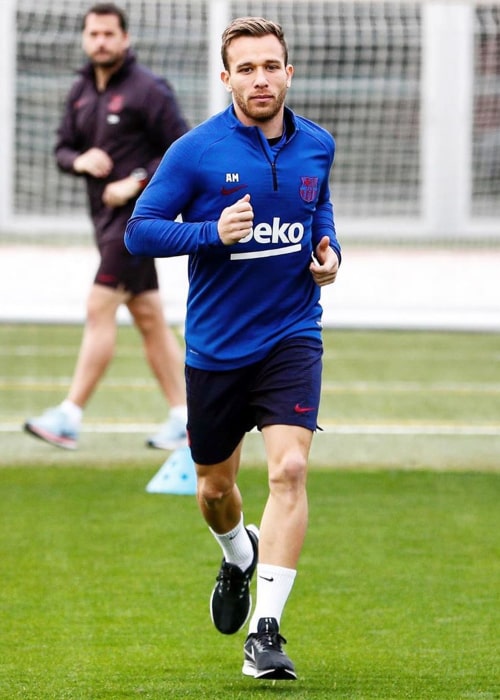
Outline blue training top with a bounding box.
[125,105,341,371]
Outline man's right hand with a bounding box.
[73,147,113,178]
[217,194,254,245]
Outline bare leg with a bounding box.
[259,424,312,568]
[67,284,126,408]
[127,290,186,408]
[195,441,244,533]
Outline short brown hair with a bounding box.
[82,3,128,32]
[221,17,289,71]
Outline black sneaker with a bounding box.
[242,617,297,680]
[210,525,259,635]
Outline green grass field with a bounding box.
[1,325,499,698]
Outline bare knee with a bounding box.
[268,451,307,495]
[128,294,164,336]
[84,285,123,330]
[133,307,159,336]
[197,472,235,510]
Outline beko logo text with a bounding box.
[239,218,305,245]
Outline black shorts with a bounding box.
[94,237,159,295]
[185,336,323,465]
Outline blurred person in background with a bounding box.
[24,2,189,450]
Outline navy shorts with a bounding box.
[94,237,159,295]
[185,336,323,465]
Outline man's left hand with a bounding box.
[309,235,340,287]
[102,177,142,208]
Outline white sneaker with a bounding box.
[146,414,187,450]
[24,405,79,450]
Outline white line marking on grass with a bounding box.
[2,422,499,436]
[0,378,158,390]
[322,381,500,394]
[322,349,500,362]
[1,422,158,434]
[319,423,500,436]
[0,346,145,358]
[4,379,500,394]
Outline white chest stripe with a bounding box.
[230,243,302,261]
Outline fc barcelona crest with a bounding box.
[299,176,318,203]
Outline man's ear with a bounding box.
[221,71,232,91]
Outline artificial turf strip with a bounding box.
[1,467,498,699]
[4,325,500,471]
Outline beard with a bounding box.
[90,51,124,70]
[233,85,288,124]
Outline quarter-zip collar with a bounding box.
[224,105,298,191]
[224,104,299,144]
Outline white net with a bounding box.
[473,4,500,216]
[233,1,422,218]
[6,0,500,238]
[14,0,211,219]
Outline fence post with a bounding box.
[421,1,474,238]
[208,0,230,117]
[0,0,16,234]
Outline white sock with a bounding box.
[210,515,254,571]
[248,564,297,633]
[170,404,187,422]
[60,399,83,425]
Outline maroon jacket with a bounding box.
[55,51,189,243]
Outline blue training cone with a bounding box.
[146,446,197,495]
